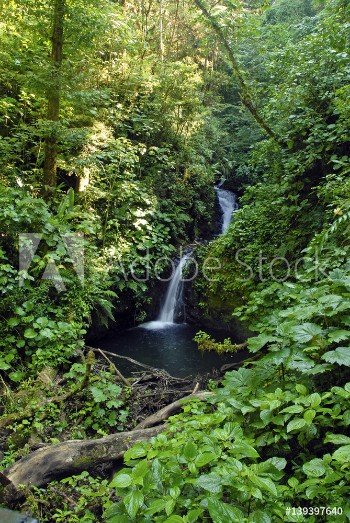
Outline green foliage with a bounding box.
[105,240,350,519]
[0,364,130,471]
[193,331,241,353]
[64,364,130,437]
[104,366,350,521]
[26,471,111,523]
[0,186,115,377]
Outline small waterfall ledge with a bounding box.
[139,254,190,330]
[157,254,189,323]
[140,186,238,331]
[215,186,239,234]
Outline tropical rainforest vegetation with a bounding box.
[1,0,350,521]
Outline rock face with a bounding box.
[86,280,167,343]
[183,282,251,342]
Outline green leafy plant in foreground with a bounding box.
[103,368,350,522]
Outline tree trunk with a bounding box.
[193,0,279,142]
[0,392,212,502]
[43,0,65,190]
[159,0,164,60]
[0,426,165,503]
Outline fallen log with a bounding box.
[0,425,165,503]
[1,391,212,502]
[134,391,212,430]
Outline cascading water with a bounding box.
[139,181,238,330]
[141,183,238,330]
[140,254,189,330]
[157,254,189,323]
[215,186,238,234]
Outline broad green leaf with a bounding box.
[231,442,259,459]
[324,434,350,445]
[110,473,132,489]
[89,386,106,403]
[187,508,203,523]
[288,478,299,488]
[35,316,49,327]
[7,317,20,327]
[344,410,350,426]
[195,452,217,468]
[269,457,287,471]
[183,441,197,461]
[248,334,277,353]
[292,323,323,343]
[251,487,262,499]
[104,501,125,519]
[303,458,326,477]
[295,384,307,395]
[124,490,144,519]
[322,347,350,366]
[308,393,321,408]
[207,498,245,523]
[132,460,149,484]
[9,371,23,382]
[305,486,320,499]
[249,510,271,523]
[165,498,176,516]
[146,499,167,515]
[108,516,130,523]
[250,475,277,496]
[318,294,343,309]
[304,409,316,425]
[332,445,350,462]
[281,405,304,414]
[164,516,184,523]
[170,487,181,499]
[196,474,222,493]
[286,418,306,432]
[0,360,11,371]
[23,328,37,339]
[124,444,147,461]
[328,330,350,343]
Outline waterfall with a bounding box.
[215,187,238,234]
[140,184,238,331]
[157,254,189,323]
[139,254,189,329]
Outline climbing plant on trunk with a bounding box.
[43,0,65,191]
[193,0,279,142]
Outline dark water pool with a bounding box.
[98,322,247,378]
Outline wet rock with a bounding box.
[184,282,251,342]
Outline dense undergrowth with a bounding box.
[1,0,350,521]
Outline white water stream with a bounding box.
[215,186,238,233]
[141,254,190,330]
[142,185,237,330]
